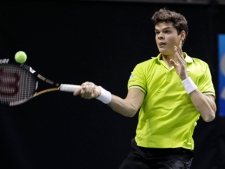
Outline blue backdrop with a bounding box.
[218,34,225,117]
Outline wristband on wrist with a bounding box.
[182,77,197,94]
[96,86,112,104]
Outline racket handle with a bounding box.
[60,84,81,92]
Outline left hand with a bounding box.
[170,41,188,80]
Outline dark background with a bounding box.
[0,1,224,169]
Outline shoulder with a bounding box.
[185,53,209,68]
[192,57,208,64]
[192,58,210,70]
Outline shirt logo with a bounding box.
[129,74,135,78]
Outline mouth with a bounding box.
[158,42,166,47]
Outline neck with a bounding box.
[161,54,177,68]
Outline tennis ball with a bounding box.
[15,51,27,63]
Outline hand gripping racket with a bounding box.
[0,62,81,106]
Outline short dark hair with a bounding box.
[151,8,189,37]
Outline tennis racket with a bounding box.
[0,61,81,106]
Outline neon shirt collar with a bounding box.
[153,53,194,63]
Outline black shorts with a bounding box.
[119,138,193,169]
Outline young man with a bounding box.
[73,8,216,169]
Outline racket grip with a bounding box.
[60,84,81,92]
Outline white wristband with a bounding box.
[96,86,112,104]
[182,77,197,94]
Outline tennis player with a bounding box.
[74,8,216,169]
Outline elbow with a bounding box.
[199,103,217,122]
[202,111,216,122]
[123,104,139,117]
[122,108,138,118]
[129,113,137,118]
[111,107,137,117]
[203,117,215,122]
[123,111,137,118]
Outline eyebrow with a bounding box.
[155,27,172,31]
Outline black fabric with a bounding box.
[119,139,193,169]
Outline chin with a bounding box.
[159,50,166,55]
[158,49,170,55]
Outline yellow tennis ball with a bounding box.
[15,51,27,63]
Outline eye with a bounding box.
[164,30,171,34]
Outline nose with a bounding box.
[157,32,164,40]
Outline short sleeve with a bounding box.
[127,63,147,93]
[197,63,215,97]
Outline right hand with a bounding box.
[73,81,101,99]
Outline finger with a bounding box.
[81,82,97,99]
[174,45,183,64]
[179,39,183,49]
[170,59,179,67]
[178,40,183,55]
[174,46,180,57]
[81,81,90,88]
[73,88,82,96]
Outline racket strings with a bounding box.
[0,64,36,104]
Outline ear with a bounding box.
[180,30,186,41]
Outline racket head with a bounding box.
[0,62,37,106]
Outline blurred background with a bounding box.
[0,0,224,168]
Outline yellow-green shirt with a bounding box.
[128,53,215,150]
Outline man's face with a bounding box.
[155,22,182,56]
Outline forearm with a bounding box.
[189,90,216,122]
[96,87,142,117]
[182,77,216,122]
[108,95,138,117]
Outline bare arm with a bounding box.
[108,88,145,117]
[189,91,216,122]
[171,45,217,122]
[73,82,145,117]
